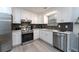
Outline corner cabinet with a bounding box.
[39,30,53,45]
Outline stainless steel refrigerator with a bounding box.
[0,13,12,52]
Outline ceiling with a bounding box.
[21,7,54,14]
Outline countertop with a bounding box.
[33,29,73,34]
[41,29,73,34]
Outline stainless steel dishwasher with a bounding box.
[53,32,67,52]
[53,32,61,50]
[60,33,67,52]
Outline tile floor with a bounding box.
[11,39,61,52]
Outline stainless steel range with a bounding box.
[21,19,33,43]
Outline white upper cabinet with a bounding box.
[44,7,74,23]
[12,7,79,24]
[20,9,38,24]
[36,14,44,24]
[12,8,39,24]
[12,8,21,23]
[0,7,12,14]
[71,7,79,22]
[55,8,73,23]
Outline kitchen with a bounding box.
[0,7,79,52]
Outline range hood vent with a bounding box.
[21,18,32,23]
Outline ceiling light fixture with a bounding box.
[43,7,48,9]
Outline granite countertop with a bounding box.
[39,29,73,34]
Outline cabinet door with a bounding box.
[40,30,53,45]
[12,30,21,46]
[12,8,21,23]
[33,29,40,40]
[39,30,45,40]
[44,31,53,45]
[37,15,44,24]
[57,8,73,23]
